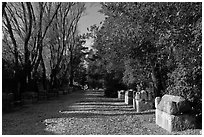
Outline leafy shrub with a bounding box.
[167,63,202,115]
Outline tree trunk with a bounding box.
[23,2,33,91]
[3,5,19,73]
[41,56,47,90]
[32,42,43,79]
[50,68,58,89]
[151,69,159,97]
[2,2,7,16]
[3,3,21,100]
[151,63,164,98]
[69,50,74,87]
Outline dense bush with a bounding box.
[167,63,201,110]
[165,60,201,128]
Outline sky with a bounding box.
[78,2,106,48]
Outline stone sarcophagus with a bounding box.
[118,90,125,100]
[125,89,134,105]
[155,94,196,132]
[133,90,154,112]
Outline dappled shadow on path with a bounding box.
[2,90,88,135]
[43,90,155,134]
[58,90,154,117]
[42,90,201,135]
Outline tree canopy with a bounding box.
[2,2,88,97]
[86,2,202,107]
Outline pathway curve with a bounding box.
[2,89,201,135]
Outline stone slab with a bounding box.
[127,97,133,105]
[140,90,148,100]
[125,90,133,105]
[118,90,125,99]
[135,92,141,100]
[135,99,153,112]
[125,90,134,97]
[157,94,191,115]
[155,97,161,108]
[156,109,196,132]
[125,95,133,104]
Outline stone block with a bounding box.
[133,98,136,109]
[135,92,141,100]
[156,109,196,132]
[135,99,141,112]
[127,89,134,96]
[128,98,133,105]
[125,91,128,104]
[141,90,148,100]
[127,96,133,105]
[157,94,191,115]
[155,97,161,108]
[118,90,125,99]
[147,91,153,101]
[135,99,153,112]
[125,90,133,105]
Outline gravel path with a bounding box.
[2,89,202,135]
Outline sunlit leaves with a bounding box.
[90,2,201,100]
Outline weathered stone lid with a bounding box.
[118,90,125,93]
[157,94,191,115]
[125,89,134,96]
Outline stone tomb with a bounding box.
[155,94,196,132]
[125,89,134,105]
[134,90,153,112]
[118,90,125,100]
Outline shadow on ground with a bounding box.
[58,90,155,117]
[42,90,158,134]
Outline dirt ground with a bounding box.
[2,89,202,135]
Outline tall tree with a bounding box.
[47,2,86,88]
[3,2,36,98]
[31,2,61,89]
[3,2,61,95]
[91,2,201,99]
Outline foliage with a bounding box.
[88,2,201,104]
[167,64,200,100]
[86,49,104,89]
